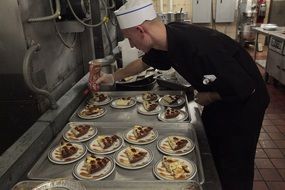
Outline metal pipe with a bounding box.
[160,0,164,12]
[169,0,173,12]
[28,0,61,22]
[23,43,58,109]
[103,22,113,56]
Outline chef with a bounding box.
[91,0,270,189]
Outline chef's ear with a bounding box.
[135,25,145,34]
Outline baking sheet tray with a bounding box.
[69,91,191,123]
[12,180,202,190]
[28,122,204,184]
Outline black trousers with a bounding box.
[202,95,267,190]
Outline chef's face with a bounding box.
[122,27,152,53]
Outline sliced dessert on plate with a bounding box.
[60,142,78,158]
[168,136,188,151]
[125,147,147,163]
[142,92,158,101]
[162,156,190,179]
[162,95,180,104]
[97,135,119,149]
[165,108,180,119]
[91,93,108,102]
[143,101,158,111]
[115,97,132,106]
[84,154,110,174]
[79,104,103,116]
[133,125,153,140]
[71,124,91,138]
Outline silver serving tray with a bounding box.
[12,180,202,190]
[28,122,204,184]
[69,91,191,123]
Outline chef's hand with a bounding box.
[95,72,115,85]
[88,72,114,92]
[194,92,221,106]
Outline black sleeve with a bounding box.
[142,49,171,70]
[205,50,256,102]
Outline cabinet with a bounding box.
[215,0,236,23]
[192,0,212,23]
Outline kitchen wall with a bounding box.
[152,0,271,43]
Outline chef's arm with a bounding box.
[113,59,149,81]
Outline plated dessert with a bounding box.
[162,95,180,104]
[48,141,86,164]
[124,125,158,145]
[73,154,115,180]
[158,108,188,122]
[111,97,136,108]
[78,104,106,119]
[165,108,181,119]
[115,146,153,169]
[143,101,159,111]
[63,122,97,142]
[157,135,195,156]
[142,92,159,101]
[136,92,159,103]
[153,156,197,180]
[159,95,185,107]
[88,134,123,154]
[137,101,162,115]
[88,93,112,106]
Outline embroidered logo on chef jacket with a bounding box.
[202,75,217,85]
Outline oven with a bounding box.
[266,35,285,85]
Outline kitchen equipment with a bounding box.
[90,55,117,74]
[175,8,188,22]
[166,12,175,23]
[266,35,285,85]
[115,76,156,91]
[237,0,258,46]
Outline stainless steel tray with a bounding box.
[69,91,191,123]
[12,180,203,190]
[28,122,204,184]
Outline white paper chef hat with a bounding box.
[114,0,157,29]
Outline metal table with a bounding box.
[1,74,222,190]
[252,27,285,64]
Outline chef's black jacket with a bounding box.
[142,22,270,190]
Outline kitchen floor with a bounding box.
[247,47,285,190]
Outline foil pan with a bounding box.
[32,179,86,190]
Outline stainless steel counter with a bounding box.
[28,122,204,184]
[1,74,222,190]
[70,91,190,123]
[12,180,202,190]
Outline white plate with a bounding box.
[137,104,163,115]
[114,146,153,169]
[77,106,106,120]
[73,155,115,181]
[32,179,86,190]
[87,135,124,154]
[88,95,112,106]
[158,109,188,122]
[123,127,158,145]
[110,98,136,109]
[153,156,197,181]
[48,143,87,165]
[157,136,195,156]
[136,93,159,103]
[158,96,185,107]
[63,122,97,143]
